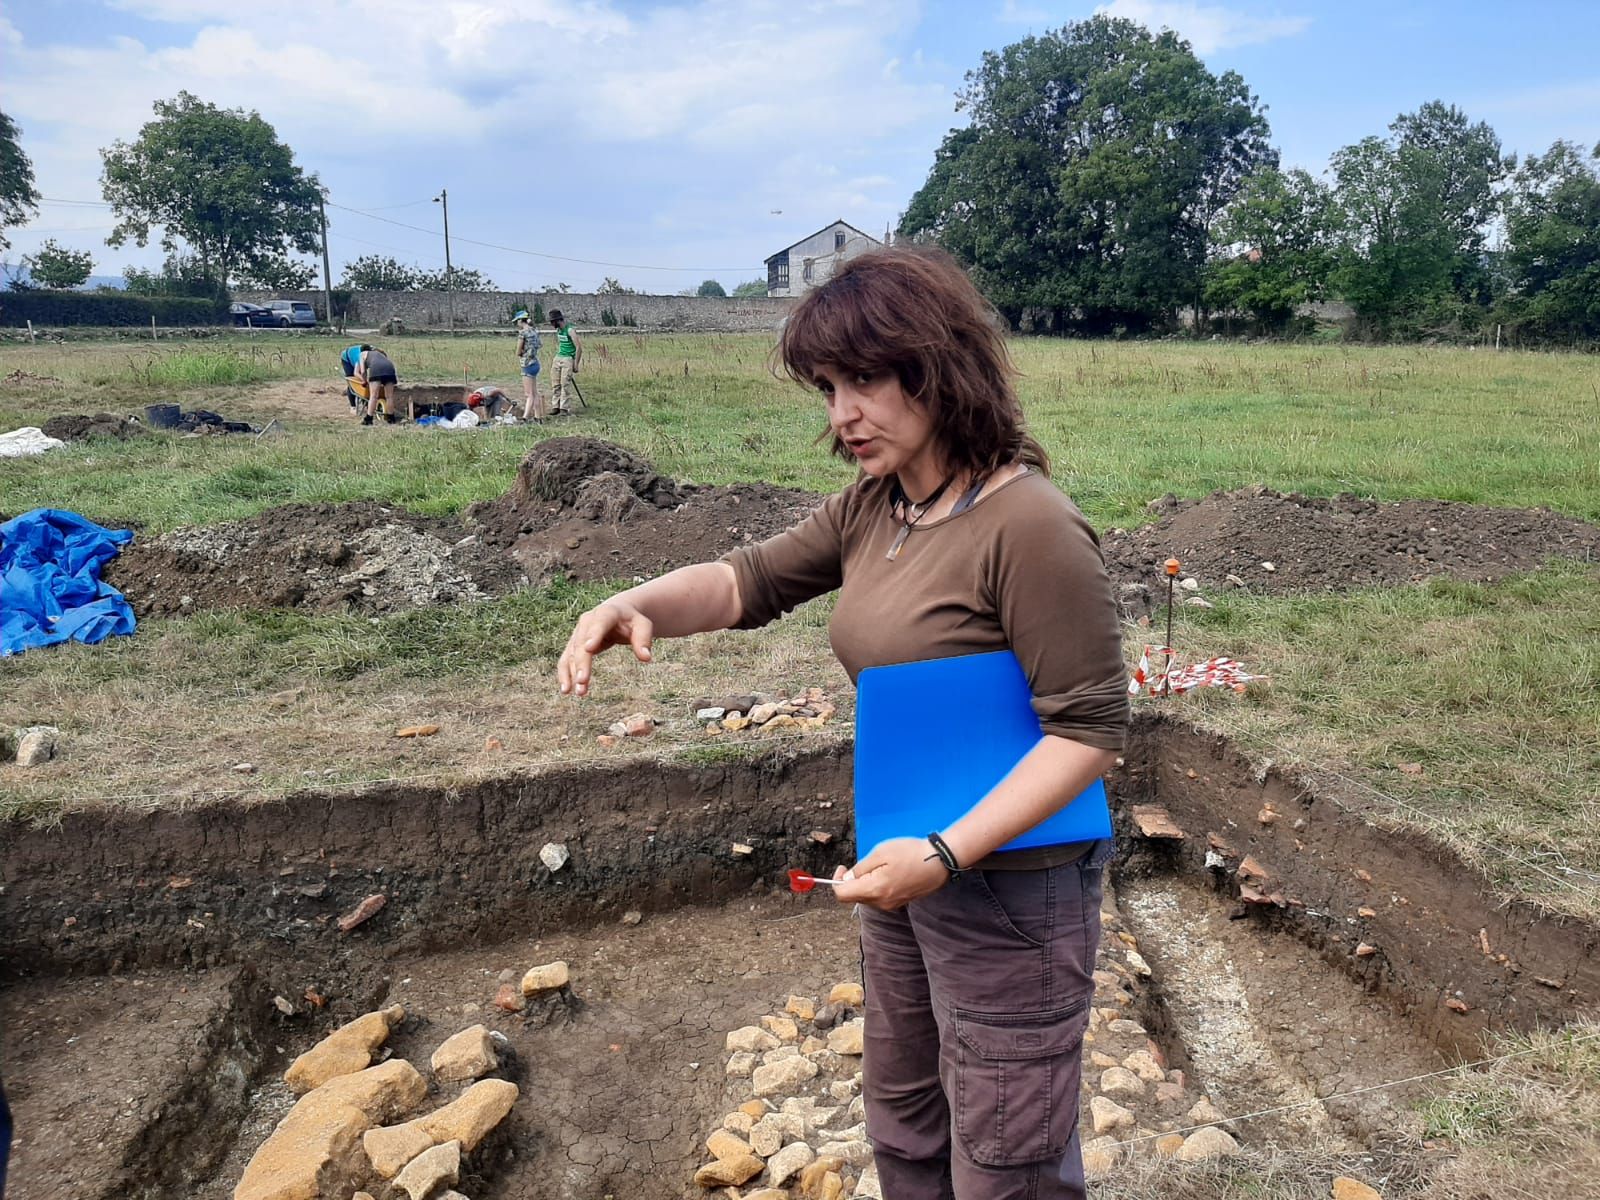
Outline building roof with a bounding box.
[765,220,881,264]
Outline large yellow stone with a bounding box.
[692,1154,765,1187]
[283,1005,406,1094]
[418,1078,519,1151]
[1332,1180,1383,1200]
[234,1061,424,1200]
[706,1128,753,1161]
[827,982,863,1007]
[363,1121,435,1179]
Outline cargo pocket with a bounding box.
[953,998,1088,1167]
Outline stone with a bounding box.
[539,843,570,871]
[492,983,524,1013]
[746,1192,790,1200]
[815,1139,873,1167]
[826,1019,864,1056]
[394,1140,460,1200]
[721,715,751,731]
[418,1078,519,1151]
[235,1061,426,1200]
[484,736,504,751]
[807,1049,843,1073]
[364,1122,435,1179]
[1332,1179,1384,1200]
[828,1079,857,1102]
[827,982,864,1007]
[799,1157,846,1197]
[431,1025,497,1082]
[725,1052,756,1077]
[738,1099,770,1120]
[727,1025,781,1053]
[696,707,726,720]
[396,724,440,738]
[1175,1126,1240,1161]
[1154,1082,1185,1105]
[854,1163,883,1200]
[752,1055,818,1097]
[1154,1133,1186,1158]
[623,713,655,737]
[1090,1052,1119,1070]
[1122,1050,1166,1082]
[1125,951,1152,977]
[1089,1096,1134,1135]
[801,1036,830,1055]
[785,995,817,1021]
[766,1141,816,1187]
[748,1118,785,1157]
[1355,943,1378,957]
[761,1015,800,1042]
[707,1129,753,1160]
[722,1110,755,1135]
[520,961,569,996]
[693,1155,764,1187]
[1129,805,1185,839]
[731,842,755,856]
[1187,1098,1226,1126]
[762,1044,800,1064]
[621,910,643,925]
[284,1005,405,1094]
[1081,1135,1120,1178]
[1100,1067,1145,1098]
[1108,1019,1146,1036]
[596,734,618,747]
[748,702,780,724]
[336,893,387,933]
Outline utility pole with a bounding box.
[318,194,334,330]
[434,189,453,332]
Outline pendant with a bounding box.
[885,525,912,560]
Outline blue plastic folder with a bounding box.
[854,649,1111,859]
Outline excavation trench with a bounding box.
[2,718,1595,1199]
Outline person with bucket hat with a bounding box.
[513,309,545,421]
[549,308,582,415]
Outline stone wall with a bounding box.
[237,289,796,332]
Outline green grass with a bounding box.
[2,334,1597,531]
[1163,563,1600,915]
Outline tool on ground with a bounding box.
[568,373,589,410]
[787,870,842,894]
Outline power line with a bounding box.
[325,200,759,273]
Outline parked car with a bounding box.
[264,300,318,328]
[228,302,273,327]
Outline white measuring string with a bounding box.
[1109,1029,1600,1152]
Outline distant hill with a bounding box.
[0,269,128,291]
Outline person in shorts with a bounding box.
[514,310,545,421]
[357,346,400,425]
[340,343,371,414]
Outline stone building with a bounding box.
[763,221,881,297]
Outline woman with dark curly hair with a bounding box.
[558,246,1128,1199]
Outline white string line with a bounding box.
[1108,1030,1600,1152]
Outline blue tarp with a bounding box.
[0,508,136,656]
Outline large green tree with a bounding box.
[1331,102,1507,334]
[100,92,321,288]
[1204,167,1340,331]
[1499,141,1600,341]
[340,255,420,291]
[0,110,41,252]
[900,15,1273,332]
[23,239,94,290]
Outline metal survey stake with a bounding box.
[1162,557,1181,697]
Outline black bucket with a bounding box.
[144,403,182,429]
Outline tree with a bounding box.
[100,92,322,288]
[235,258,316,291]
[0,111,40,252]
[340,255,420,290]
[122,252,228,300]
[900,15,1273,332]
[23,239,94,290]
[414,265,494,291]
[732,279,768,298]
[1204,168,1340,331]
[596,276,637,295]
[1499,141,1600,341]
[696,279,727,297]
[1331,103,1508,334]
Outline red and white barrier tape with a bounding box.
[1129,646,1266,696]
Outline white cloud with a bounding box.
[1096,0,1309,53]
[998,0,1053,23]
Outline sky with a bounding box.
[3,0,1597,294]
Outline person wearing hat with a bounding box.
[549,308,581,415]
[513,310,545,421]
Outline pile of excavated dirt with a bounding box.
[40,412,145,442]
[1101,487,1600,595]
[107,502,526,617]
[464,436,819,583]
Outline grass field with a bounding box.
[2,332,1598,922]
[2,333,1596,530]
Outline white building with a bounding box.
[764,220,882,297]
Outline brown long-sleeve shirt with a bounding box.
[726,469,1129,752]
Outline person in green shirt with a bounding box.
[549,308,582,415]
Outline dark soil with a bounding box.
[99,442,1600,620]
[39,412,146,442]
[1102,487,1600,597]
[3,720,1597,1199]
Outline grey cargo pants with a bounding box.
[859,841,1111,1199]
